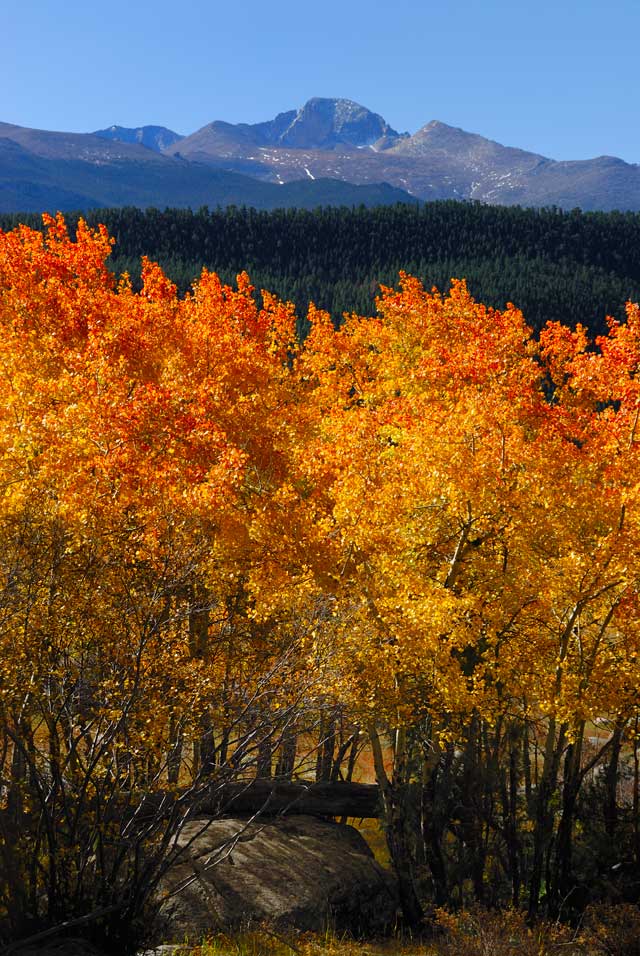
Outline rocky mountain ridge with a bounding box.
[160,99,640,210]
[93,124,184,152]
[2,98,640,212]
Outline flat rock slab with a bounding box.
[156,814,398,940]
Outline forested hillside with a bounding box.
[3,201,639,336]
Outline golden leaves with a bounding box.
[1,214,639,756]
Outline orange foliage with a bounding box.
[1,217,639,747]
[1,215,640,933]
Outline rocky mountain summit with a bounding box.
[274,96,405,149]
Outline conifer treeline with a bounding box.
[3,201,640,335]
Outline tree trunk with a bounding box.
[275,732,297,779]
[167,713,184,786]
[198,710,217,777]
[550,729,583,915]
[528,718,566,918]
[256,733,273,779]
[499,724,522,907]
[422,767,449,906]
[370,726,423,929]
[634,720,640,866]
[604,721,624,840]
[459,715,486,903]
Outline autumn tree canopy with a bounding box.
[1,215,639,947]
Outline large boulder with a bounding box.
[155,814,398,940]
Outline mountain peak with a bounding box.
[422,119,454,131]
[278,97,403,149]
[414,119,482,140]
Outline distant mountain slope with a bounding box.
[93,124,184,152]
[0,128,416,212]
[0,138,103,211]
[0,122,169,163]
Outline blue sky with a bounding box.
[3,0,639,162]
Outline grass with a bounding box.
[161,903,640,956]
[168,928,428,956]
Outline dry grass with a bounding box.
[169,927,428,956]
[166,904,640,956]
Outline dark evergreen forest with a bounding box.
[3,201,640,337]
